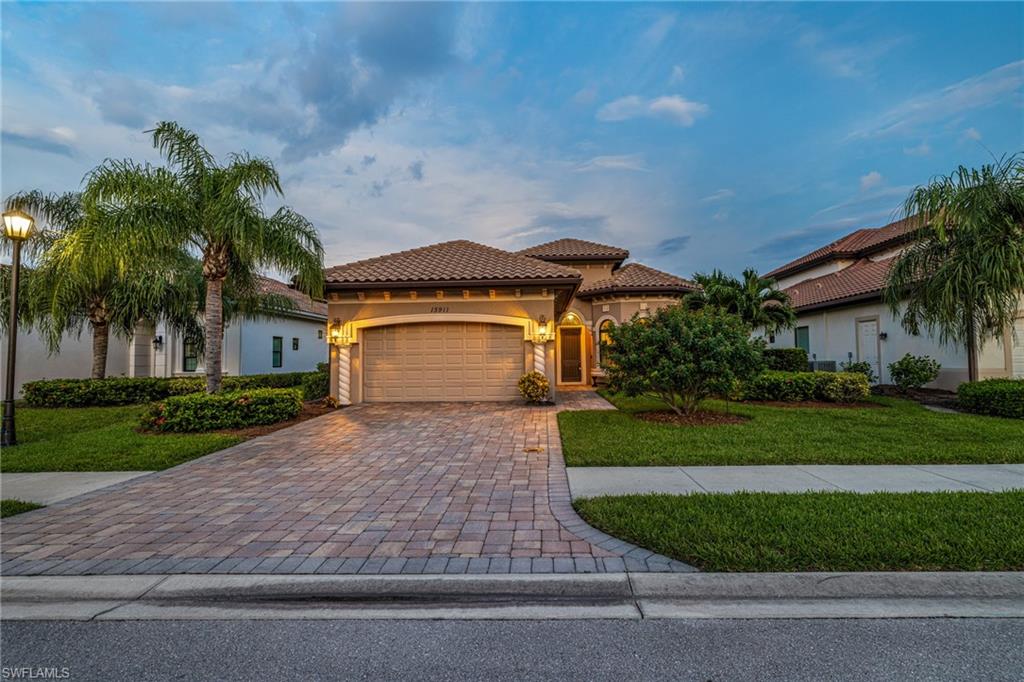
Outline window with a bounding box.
[598,320,614,362]
[794,326,810,353]
[317,329,324,340]
[292,337,299,351]
[272,336,283,368]
[182,339,198,372]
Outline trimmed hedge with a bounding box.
[301,363,330,401]
[23,372,314,408]
[763,348,809,372]
[957,379,1024,419]
[743,370,870,403]
[142,388,304,432]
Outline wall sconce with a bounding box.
[878,332,888,341]
[533,315,554,344]
[330,318,352,346]
[151,335,164,351]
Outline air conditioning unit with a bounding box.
[808,360,837,372]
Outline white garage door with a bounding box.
[362,322,525,402]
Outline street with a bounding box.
[2,618,1022,681]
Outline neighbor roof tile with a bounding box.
[577,263,698,297]
[767,217,915,279]
[517,238,629,261]
[783,257,893,310]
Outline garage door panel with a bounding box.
[363,322,524,402]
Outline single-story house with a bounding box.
[323,238,697,403]
[761,218,1024,389]
[2,275,328,396]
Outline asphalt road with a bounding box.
[2,618,1022,681]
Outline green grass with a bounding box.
[1,499,44,518]
[559,392,1024,466]
[574,491,1024,571]
[0,405,242,472]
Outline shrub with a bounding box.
[888,354,941,391]
[22,372,315,407]
[743,371,870,403]
[763,348,809,372]
[142,388,303,432]
[840,360,876,384]
[302,364,330,401]
[604,306,764,414]
[518,371,551,403]
[957,379,1024,419]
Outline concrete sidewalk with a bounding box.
[567,464,1024,497]
[0,472,153,505]
[3,572,1022,621]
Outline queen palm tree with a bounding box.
[3,190,203,378]
[884,154,1024,382]
[685,268,796,334]
[83,122,324,392]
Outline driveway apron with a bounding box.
[1,392,690,575]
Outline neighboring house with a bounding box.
[1,275,328,396]
[761,218,1024,389]
[323,238,696,404]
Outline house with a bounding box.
[2,275,328,396]
[762,218,1024,389]
[323,238,697,403]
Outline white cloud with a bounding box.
[860,171,883,191]
[700,189,735,203]
[798,30,904,80]
[963,127,983,141]
[848,60,1024,140]
[572,85,598,105]
[902,142,931,157]
[598,94,709,126]
[669,64,685,84]
[642,14,677,46]
[574,155,649,173]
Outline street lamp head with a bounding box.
[2,210,34,241]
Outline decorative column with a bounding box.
[533,340,547,376]
[337,344,352,406]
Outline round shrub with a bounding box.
[518,371,551,403]
[142,388,303,432]
[957,379,1024,419]
[888,354,941,391]
[840,360,876,384]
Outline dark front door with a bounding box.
[560,327,582,383]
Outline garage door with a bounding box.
[362,322,525,402]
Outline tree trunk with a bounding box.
[966,315,979,383]
[91,321,109,379]
[204,277,224,393]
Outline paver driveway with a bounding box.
[1,393,690,575]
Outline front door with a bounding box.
[559,327,583,383]
[856,319,880,382]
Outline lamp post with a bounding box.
[2,210,35,447]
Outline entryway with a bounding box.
[558,326,584,384]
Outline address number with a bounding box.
[430,306,450,313]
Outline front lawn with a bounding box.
[559,392,1024,466]
[0,405,242,472]
[574,491,1024,571]
[1,499,44,518]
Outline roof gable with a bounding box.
[517,238,629,262]
[577,263,697,298]
[783,258,893,310]
[767,217,915,279]
[324,240,582,287]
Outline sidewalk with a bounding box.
[567,464,1024,498]
[0,472,153,505]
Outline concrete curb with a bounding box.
[3,571,1023,621]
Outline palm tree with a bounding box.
[884,155,1024,382]
[83,122,324,392]
[3,190,203,378]
[685,268,796,334]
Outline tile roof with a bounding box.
[517,238,629,262]
[783,257,893,310]
[257,275,327,318]
[577,263,698,297]
[324,240,582,287]
[767,217,916,279]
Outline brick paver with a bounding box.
[0,392,692,575]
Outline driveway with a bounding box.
[1,393,690,575]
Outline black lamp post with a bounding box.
[2,209,35,447]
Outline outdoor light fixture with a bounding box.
[330,319,352,346]
[879,332,888,341]
[533,316,554,344]
[151,335,164,351]
[2,209,36,447]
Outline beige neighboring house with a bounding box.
[762,218,1024,389]
[2,275,328,396]
[323,238,696,404]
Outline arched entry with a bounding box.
[557,311,586,385]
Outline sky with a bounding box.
[2,2,1022,279]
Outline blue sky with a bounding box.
[2,2,1022,278]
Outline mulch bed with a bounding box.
[637,411,750,427]
[743,400,886,409]
[215,401,337,438]
[874,384,959,409]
